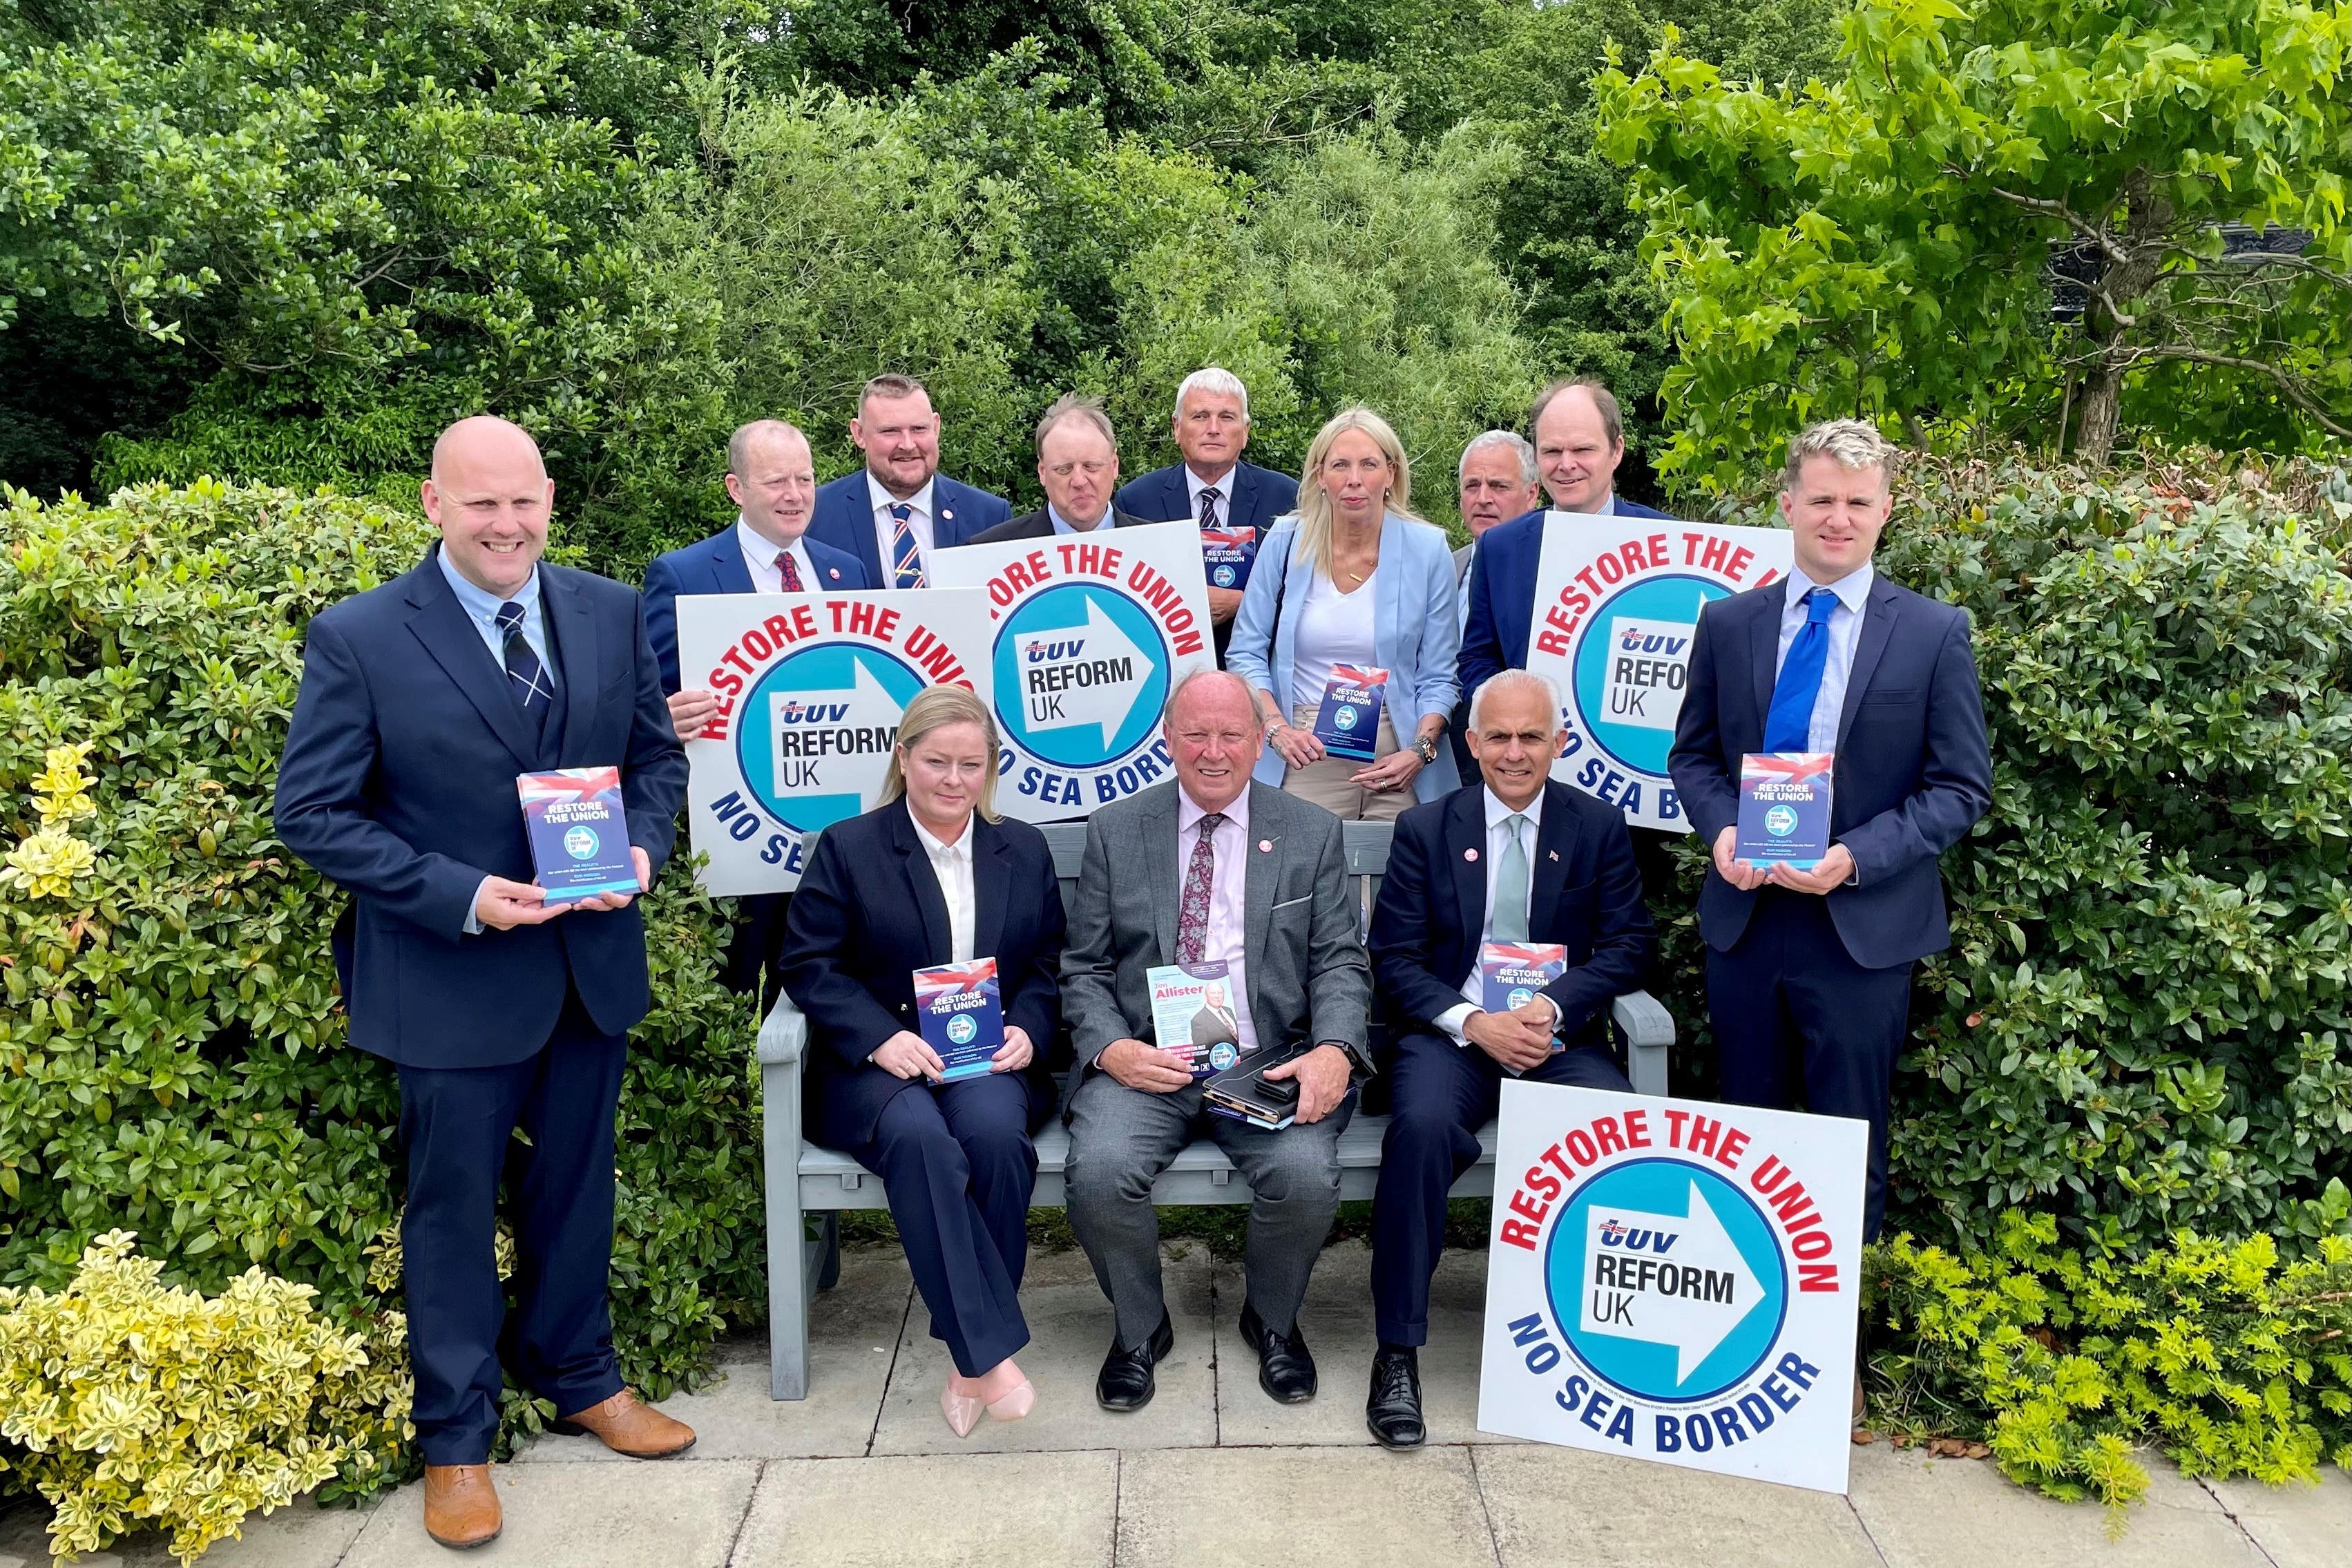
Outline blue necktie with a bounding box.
[495,601,552,716]
[888,503,925,589]
[1762,588,1837,752]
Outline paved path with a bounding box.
[3,1242,2343,1567]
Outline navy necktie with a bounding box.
[887,503,925,588]
[495,601,552,716]
[1198,486,1223,529]
[1761,588,1837,752]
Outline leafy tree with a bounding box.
[1596,0,2352,489]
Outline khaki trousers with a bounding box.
[1279,702,1411,823]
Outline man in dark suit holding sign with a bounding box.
[1667,418,1991,1268]
[275,417,694,1551]
[1362,668,1656,1449]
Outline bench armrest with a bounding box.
[757,994,809,1067]
[1612,990,1674,1098]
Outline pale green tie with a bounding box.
[1492,813,1531,943]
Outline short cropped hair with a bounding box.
[859,373,930,414]
[1459,429,1538,487]
[1782,419,1897,493]
[1528,379,1623,450]
[879,685,1002,822]
[727,419,808,479]
[1172,367,1250,423]
[1036,392,1119,455]
[1468,669,1566,735]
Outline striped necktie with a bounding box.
[1198,486,1223,529]
[887,503,925,589]
[494,602,552,716]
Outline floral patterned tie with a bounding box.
[1176,813,1225,965]
[776,550,804,592]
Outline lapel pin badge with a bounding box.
[941,507,955,522]
[828,567,840,580]
[1549,850,1560,861]
[1464,848,1479,862]
[1258,839,1274,853]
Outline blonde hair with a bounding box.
[879,685,1003,823]
[1783,419,1897,493]
[1293,407,1424,578]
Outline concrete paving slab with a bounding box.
[732,1450,1118,1568]
[516,1244,912,1464]
[1212,1240,1495,1447]
[2202,1469,2352,1568]
[1115,1446,1500,1568]
[870,1241,1217,1455]
[1849,1441,2266,1565]
[1472,1442,1880,1568]
[340,1458,756,1567]
[0,1493,372,1568]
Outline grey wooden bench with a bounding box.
[757,819,1673,1399]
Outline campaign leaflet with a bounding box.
[1147,960,1247,1077]
[1481,941,1567,1073]
[1738,751,1836,869]
[912,957,1004,1083]
[516,767,640,906]
[1198,526,1259,591]
[1312,662,1389,762]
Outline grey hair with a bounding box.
[1035,392,1119,455]
[1459,429,1538,487]
[1172,367,1250,424]
[727,419,809,479]
[1782,419,1897,492]
[1467,669,1567,735]
[1165,667,1255,723]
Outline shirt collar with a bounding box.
[867,472,935,520]
[735,516,802,570]
[436,546,539,625]
[1185,463,1238,506]
[1483,784,1545,832]
[1046,503,1111,535]
[1177,783,1250,837]
[1786,561,1875,615]
[909,810,973,859]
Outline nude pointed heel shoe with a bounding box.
[941,1379,986,1438]
[987,1378,1036,1423]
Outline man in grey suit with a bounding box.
[1062,669,1375,1411]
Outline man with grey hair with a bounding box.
[1670,419,1990,1422]
[1115,367,1303,656]
[968,393,1151,544]
[1362,665,1654,1448]
[642,419,870,997]
[1061,667,1374,1412]
[1449,430,1542,776]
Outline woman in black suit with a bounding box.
[780,685,1066,1435]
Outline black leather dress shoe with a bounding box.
[1239,1301,1318,1403]
[1096,1312,1174,1411]
[1366,1346,1425,1449]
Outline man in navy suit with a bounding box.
[274,417,694,1551]
[1668,418,1991,1261]
[1112,367,1301,657]
[967,393,1151,544]
[642,419,870,999]
[1363,669,1655,1449]
[805,373,1011,587]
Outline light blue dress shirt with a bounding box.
[437,548,551,671]
[1772,562,1875,753]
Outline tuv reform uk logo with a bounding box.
[1477,1082,1866,1493]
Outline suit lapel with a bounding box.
[1748,579,1790,731]
[546,568,599,763]
[1144,789,1181,966]
[710,533,756,595]
[1227,464,1257,530]
[972,816,1011,962]
[1531,782,1584,935]
[1167,466,1196,523]
[1444,789,1487,951]
[1835,577,1903,747]
[1243,785,1279,997]
[404,556,537,769]
[890,803,953,965]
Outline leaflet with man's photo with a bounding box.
[1147,959,1247,1077]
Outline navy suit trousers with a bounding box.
[1370,1029,1630,1347]
[397,990,627,1464]
[848,1071,1038,1377]
[1705,888,1913,1241]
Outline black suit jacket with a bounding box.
[1667,572,1992,968]
[963,506,1152,547]
[779,799,1067,1147]
[1368,779,1655,1055]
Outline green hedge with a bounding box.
[0,480,765,1498]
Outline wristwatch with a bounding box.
[1412,734,1440,765]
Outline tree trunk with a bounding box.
[2072,166,2171,466]
[2074,363,2122,465]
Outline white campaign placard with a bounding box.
[676,590,994,894]
[1478,1082,1867,1494]
[929,522,1216,823]
[1524,515,1794,830]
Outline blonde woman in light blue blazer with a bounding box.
[1228,407,1462,821]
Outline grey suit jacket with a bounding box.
[1059,781,1371,1101]
[1453,542,1473,583]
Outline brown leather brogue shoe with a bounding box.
[423,1464,501,1550]
[548,1388,696,1458]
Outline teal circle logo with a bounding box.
[562,825,599,860]
[1507,986,1536,1009]
[994,584,1171,769]
[1765,804,1798,838]
[1212,564,1238,587]
[1571,573,1730,778]
[735,644,926,834]
[1209,1041,1239,1071]
[1542,1157,1786,1405]
[1335,705,1359,731]
[946,1014,978,1045]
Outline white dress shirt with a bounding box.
[1047,504,1113,535]
[866,474,938,578]
[1772,563,1875,752]
[1185,463,1239,526]
[1435,787,1562,1046]
[910,812,977,965]
[1172,786,1259,1054]
[734,517,818,593]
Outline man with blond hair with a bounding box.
[1668,419,1991,1307]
